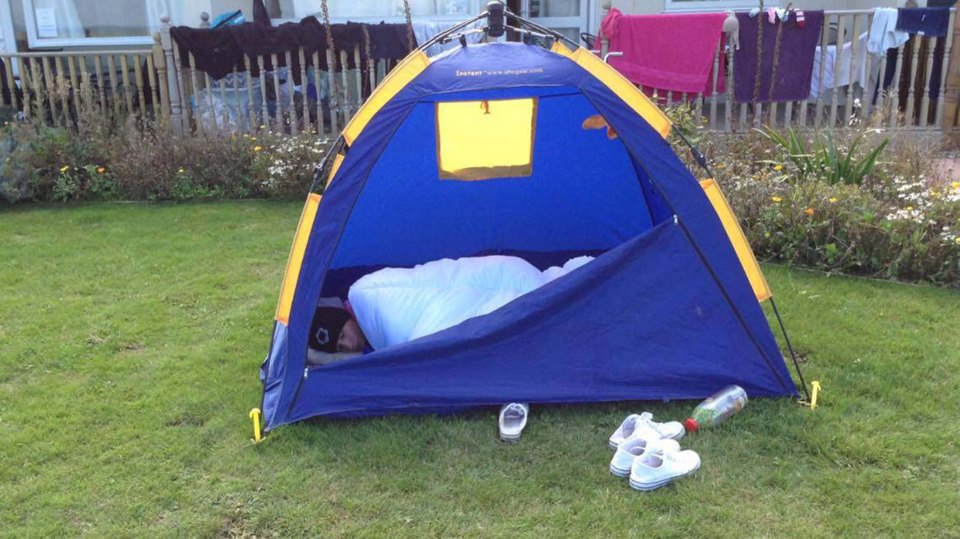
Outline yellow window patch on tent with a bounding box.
[436,98,537,181]
[700,179,772,302]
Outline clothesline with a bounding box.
[600,6,954,104]
[170,17,414,80]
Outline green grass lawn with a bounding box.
[1,201,958,537]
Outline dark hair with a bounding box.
[308,307,351,353]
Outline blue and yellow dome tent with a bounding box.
[259,8,805,432]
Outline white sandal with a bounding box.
[498,403,529,443]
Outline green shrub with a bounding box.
[50,164,118,202]
[0,124,101,201]
[758,127,888,186]
[0,126,31,202]
[0,112,329,203]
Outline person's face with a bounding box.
[337,319,366,352]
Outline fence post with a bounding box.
[599,1,610,57]
[152,32,171,120]
[943,10,960,134]
[159,15,184,135]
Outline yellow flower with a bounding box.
[905,206,913,211]
[96,167,106,174]
[763,232,771,238]
[253,145,263,152]
[59,165,69,173]
[952,181,960,191]
[773,164,783,171]
[177,167,185,173]
[804,207,815,216]
[771,196,783,203]
[828,197,838,204]
[956,237,960,245]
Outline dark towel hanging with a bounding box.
[170,25,244,80]
[170,17,416,80]
[367,22,416,60]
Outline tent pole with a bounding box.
[769,297,811,402]
[310,136,346,193]
[673,128,714,179]
[672,219,793,393]
[419,5,581,54]
[416,14,488,52]
[503,12,581,49]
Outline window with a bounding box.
[529,0,581,18]
[290,0,478,21]
[0,0,15,55]
[436,98,537,181]
[284,0,588,50]
[663,0,779,12]
[525,0,586,46]
[22,0,181,48]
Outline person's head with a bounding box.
[309,307,367,353]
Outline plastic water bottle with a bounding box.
[683,385,748,433]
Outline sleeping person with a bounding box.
[306,299,370,365]
[306,254,593,365]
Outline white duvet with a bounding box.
[348,255,594,350]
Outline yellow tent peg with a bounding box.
[249,408,262,443]
[809,381,821,410]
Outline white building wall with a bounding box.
[4,0,211,49]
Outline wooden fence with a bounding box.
[1,9,958,136]
[0,14,399,136]
[0,47,168,128]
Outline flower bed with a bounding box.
[696,127,960,287]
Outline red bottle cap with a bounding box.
[683,418,698,433]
